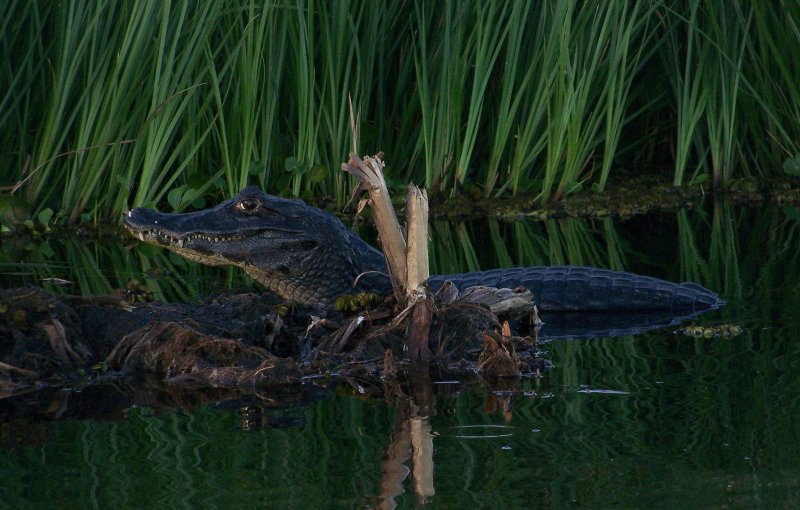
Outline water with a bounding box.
[2,200,800,508]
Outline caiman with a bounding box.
[123,186,723,312]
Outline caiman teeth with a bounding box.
[134,228,245,245]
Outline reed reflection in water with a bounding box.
[3,201,800,506]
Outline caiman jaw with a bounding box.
[124,212,248,250]
[122,208,274,268]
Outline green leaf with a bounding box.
[39,241,55,258]
[284,157,308,176]
[191,195,206,209]
[693,173,710,184]
[38,208,54,225]
[168,186,186,210]
[248,161,267,176]
[0,194,33,225]
[80,213,91,223]
[783,155,800,176]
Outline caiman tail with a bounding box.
[428,266,722,312]
[123,186,724,313]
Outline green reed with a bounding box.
[1,0,799,226]
[708,199,742,298]
[662,1,799,186]
[663,1,753,187]
[210,0,287,197]
[743,1,800,171]
[662,1,709,187]
[412,0,468,192]
[481,2,532,197]
[701,2,750,188]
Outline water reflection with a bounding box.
[376,365,436,509]
[2,333,800,508]
[4,200,800,507]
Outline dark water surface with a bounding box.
[2,200,800,508]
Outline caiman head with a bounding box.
[123,186,388,305]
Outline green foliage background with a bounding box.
[1,0,799,224]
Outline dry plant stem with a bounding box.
[405,183,432,361]
[405,184,429,293]
[341,152,433,362]
[341,153,407,302]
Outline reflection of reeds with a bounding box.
[429,216,625,275]
[0,236,245,303]
[708,200,742,298]
[676,208,711,285]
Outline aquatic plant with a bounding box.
[1,0,799,225]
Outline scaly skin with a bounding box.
[123,186,723,312]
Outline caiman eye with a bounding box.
[235,199,260,214]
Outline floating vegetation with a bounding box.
[677,324,743,338]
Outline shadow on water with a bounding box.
[3,199,800,507]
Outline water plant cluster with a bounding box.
[1,0,799,225]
